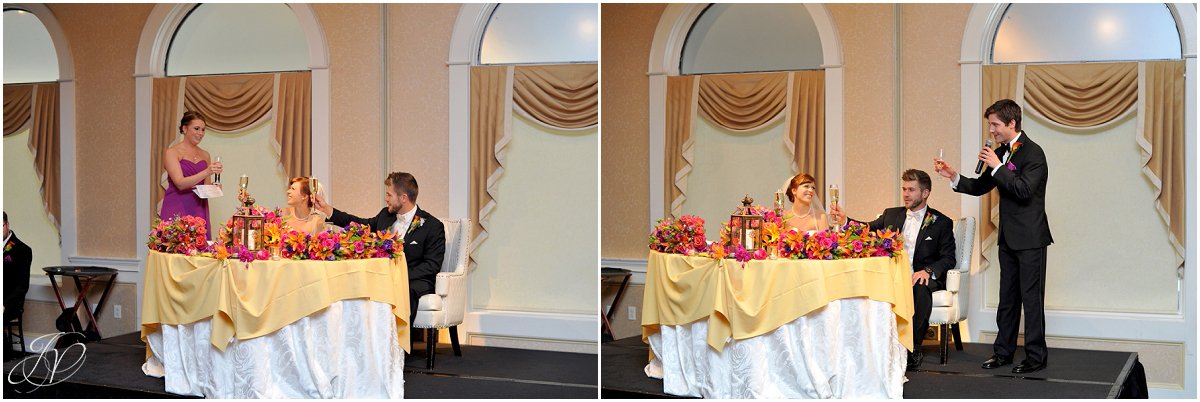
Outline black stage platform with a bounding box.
[601,336,1147,399]
[3,332,598,399]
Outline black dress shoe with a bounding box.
[1012,360,1047,374]
[906,351,924,371]
[981,355,1013,369]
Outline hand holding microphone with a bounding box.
[976,139,1004,174]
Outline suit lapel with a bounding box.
[913,211,935,256]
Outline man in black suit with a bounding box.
[830,169,955,370]
[934,99,1053,374]
[313,172,446,323]
[4,212,33,355]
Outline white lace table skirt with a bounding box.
[646,298,907,399]
[143,299,405,398]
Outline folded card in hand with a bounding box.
[193,185,224,199]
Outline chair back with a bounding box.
[951,217,975,321]
[441,218,471,274]
[953,217,975,274]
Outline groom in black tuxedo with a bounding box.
[935,99,1053,374]
[314,172,446,323]
[831,169,955,370]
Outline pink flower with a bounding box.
[752,248,767,260]
[1005,162,1017,171]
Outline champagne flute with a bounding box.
[213,156,221,185]
[828,184,840,230]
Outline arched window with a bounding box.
[993,3,1181,63]
[167,3,309,75]
[479,3,597,65]
[3,9,58,84]
[471,4,598,321]
[980,4,1186,315]
[681,3,823,75]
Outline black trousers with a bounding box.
[994,243,1048,364]
[911,277,943,351]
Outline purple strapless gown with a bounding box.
[161,159,211,239]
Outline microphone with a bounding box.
[975,139,995,174]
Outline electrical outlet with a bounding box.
[627,306,637,320]
[113,304,122,319]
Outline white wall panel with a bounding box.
[471,114,598,315]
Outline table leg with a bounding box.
[606,273,632,322]
[46,274,68,310]
[71,276,100,336]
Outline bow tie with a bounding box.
[908,211,923,220]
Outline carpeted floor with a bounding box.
[4,332,598,399]
[601,336,1138,399]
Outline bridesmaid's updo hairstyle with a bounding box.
[179,111,207,133]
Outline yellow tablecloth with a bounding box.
[141,250,411,357]
[642,250,915,354]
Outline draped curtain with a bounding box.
[151,72,312,220]
[3,83,61,231]
[982,61,1185,268]
[470,64,598,267]
[664,71,825,219]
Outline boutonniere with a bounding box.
[4,241,12,262]
[921,213,936,231]
[1010,141,1023,155]
[407,215,424,235]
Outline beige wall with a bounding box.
[387,4,459,219]
[900,3,971,219]
[599,4,972,259]
[44,4,459,258]
[51,4,155,258]
[314,4,385,217]
[600,3,664,259]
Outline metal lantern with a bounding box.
[730,195,763,251]
[233,213,266,251]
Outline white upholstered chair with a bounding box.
[929,217,974,364]
[412,218,470,369]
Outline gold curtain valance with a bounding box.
[4,85,34,136]
[513,64,597,129]
[1024,63,1137,127]
[183,74,274,132]
[697,72,788,131]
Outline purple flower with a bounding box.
[237,247,254,263]
[1005,162,1016,171]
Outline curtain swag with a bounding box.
[3,83,61,231]
[664,71,825,219]
[151,72,312,221]
[983,61,1185,270]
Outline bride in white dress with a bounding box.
[781,173,829,233]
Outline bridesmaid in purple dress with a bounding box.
[160,111,223,238]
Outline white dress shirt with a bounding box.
[902,206,927,269]
[391,205,419,238]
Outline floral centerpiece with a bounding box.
[647,207,906,264]
[648,215,708,256]
[147,215,209,256]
